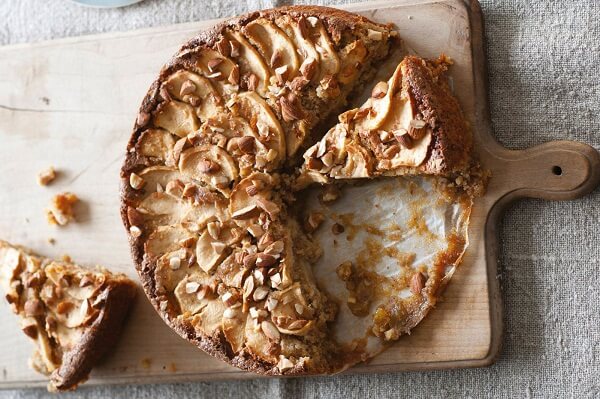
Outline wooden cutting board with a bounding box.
[0,0,598,389]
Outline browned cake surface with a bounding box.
[120,5,475,376]
[0,241,137,391]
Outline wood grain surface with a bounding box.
[0,0,598,389]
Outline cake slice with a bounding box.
[300,55,472,183]
[0,241,137,391]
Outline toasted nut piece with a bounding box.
[207,58,223,72]
[137,111,151,127]
[307,157,324,170]
[185,282,200,294]
[383,144,400,159]
[223,308,237,319]
[289,76,310,91]
[384,328,400,341]
[294,303,305,315]
[24,299,44,317]
[169,256,181,270]
[129,173,145,190]
[180,79,196,96]
[331,223,345,235]
[216,37,230,56]
[256,253,277,268]
[410,272,426,294]
[367,29,384,40]
[266,297,278,311]
[243,73,258,91]
[321,152,334,168]
[274,65,288,84]
[127,206,144,228]
[300,57,317,80]
[247,224,264,238]
[253,286,269,301]
[280,93,304,122]
[371,81,388,99]
[394,129,413,149]
[222,292,240,307]
[264,240,284,256]
[243,276,255,297]
[287,319,309,330]
[129,226,142,237]
[228,64,240,85]
[22,324,38,339]
[270,49,283,69]
[198,159,221,174]
[232,204,260,220]
[261,320,281,341]
[237,136,255,154]
[243,253,258,268]
[408,119,427,139]
[229,40,241,57]
[165,179,185,197]
[277,356,294,371]
[245,184,260,197]
[172,137,188,165]
[37,166,57,186]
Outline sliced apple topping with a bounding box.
[178,145,239,197]
[155,248,195,292]
[269,284,314,336]
[244,313,278,363]
[196,299,227,335]
[224,31,271,97]
[192,48,238,97]
[355,62,403,131]
[195,229,230,273]
[222,305,247,352]
[337,40,367,85]
[137,166,186,195]
[164,70,224,122]
[229,172,280,225]
[145,225,195,259]
[231,92,286,166]
[243,19,300,82]
[136,129,176,161]
[153,100,200,138]
[173,272,213,315]
[307,18,340,82]
[277,16,320,84]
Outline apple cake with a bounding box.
[0,241,137,391]
[121,5,479,375]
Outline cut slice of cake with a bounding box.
[300,55,472,183]
[0,241,137,392]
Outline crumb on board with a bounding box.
[48,238,56,245]
[37,166,57,186]
[46,192,78,226]
[141,358,152,369]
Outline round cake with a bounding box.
[120,5,476,375]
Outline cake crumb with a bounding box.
[46,192,79,226]
[47,238,56,245]
[37,166,57,186]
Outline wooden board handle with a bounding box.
[488,141,600,201]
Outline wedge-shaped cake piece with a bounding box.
[0,241,136,392]
[300,55,472,182]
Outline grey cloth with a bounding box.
[1,0,599,398]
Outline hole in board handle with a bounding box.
[552,165,563,176]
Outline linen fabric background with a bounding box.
[1,0,599,398]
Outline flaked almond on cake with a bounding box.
[0,241,136,391]
[120,5,483,375]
